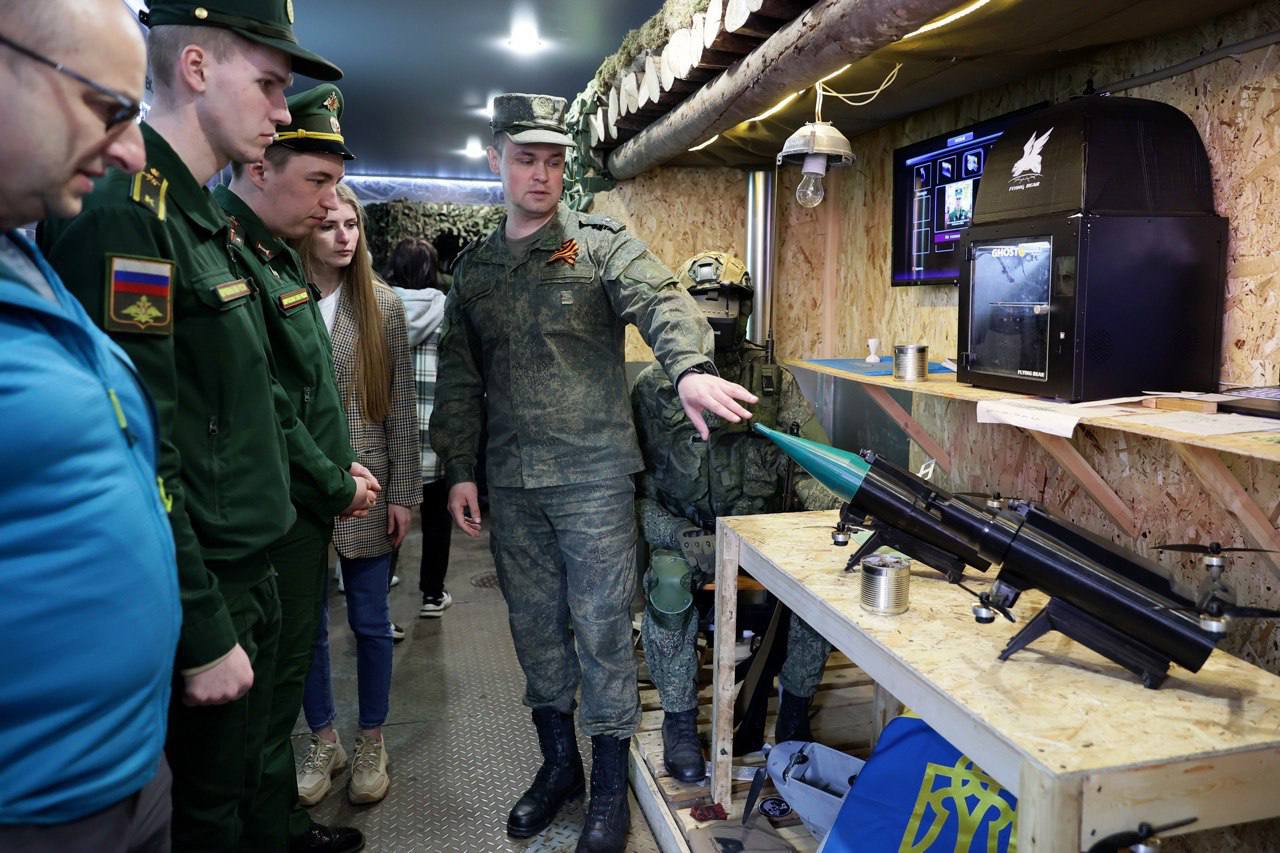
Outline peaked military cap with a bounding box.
[140,0,342,81]
[491,93,573,146]
[272,84,354,160]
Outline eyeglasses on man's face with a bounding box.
[0,31,141,130]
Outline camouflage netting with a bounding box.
[567,0,709,210]
[364,200,505,273]
[590,0,710,90]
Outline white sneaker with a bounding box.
[418,590,453,619]
[349,735,390,804]
[389,574,400,588]
[297,734,347,807]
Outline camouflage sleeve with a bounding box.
[600,233,713,386]
[428,284,484,486]
[638,496,693,551]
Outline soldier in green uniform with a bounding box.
[38,3,346,850]
[214,84,374,853]
[632,252,840,784]
[430,94,758,853]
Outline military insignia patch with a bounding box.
[215,280,251,302]
[323,92,340,113]
[129,168,168,221]
[279,288,311,310]
[533,96,555,120]
[106,256,173,335]
[547,238,578,267]
[330,116,342,134]
[286,0,295,23]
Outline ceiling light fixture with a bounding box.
[505,13,545,54]
[775,62,901,208]
[460,136,486,159]
[902,0,992,40]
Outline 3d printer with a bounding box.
[957,96,1227,401]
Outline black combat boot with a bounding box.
[773,689,814,743]
[576,736,631,853]
[661,709,705,782]
[507,708,585,838]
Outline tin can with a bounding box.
[860,554,911,615]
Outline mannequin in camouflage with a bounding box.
[632,252,840,784]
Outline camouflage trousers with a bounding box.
[642,558,833,712]
[489,476,640,738]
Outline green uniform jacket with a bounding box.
[430,203,713,489]
[212,186,356,520]
[633,343,839,549]
[39,123,296,671]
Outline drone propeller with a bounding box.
[1086,817,1197,852]
[957,581,1016,624]
[1156,541,1278,555]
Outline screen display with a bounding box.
[967,238,1053,381]
[891,108,1043,286]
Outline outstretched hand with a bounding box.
[676,372,758,440]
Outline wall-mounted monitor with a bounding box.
[891,106,1044,287]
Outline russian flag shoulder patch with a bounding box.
[106,255,174,336]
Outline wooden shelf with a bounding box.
[790,360,1280,465]
[712,512,1280,851]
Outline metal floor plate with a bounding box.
[296,527,660,853]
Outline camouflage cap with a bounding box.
[140,0,343,81]
[679,252,753,295]
[272,84,354,160]
[491,93,573,147]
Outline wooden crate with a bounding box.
[630,650,877,852]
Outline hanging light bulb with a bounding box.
[796,153,828,208]
[777,121,852,209]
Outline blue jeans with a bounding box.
[303,554,393,731]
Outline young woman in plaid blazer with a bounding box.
[295,184,421,805]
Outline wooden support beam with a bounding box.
[1029,432,1140,538]
[870,684,903,748]
[608,0,961,179]
[860,383,954,473]
[1017,764,1083,852]
[1174,443,1280,579]
[711,521,741,807]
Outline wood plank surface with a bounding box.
[790,360,1280,465]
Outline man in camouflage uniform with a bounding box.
[430,94,757,853]
[633,251,839,783]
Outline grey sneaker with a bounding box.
[297,734,347,807]
[349,735,390,804]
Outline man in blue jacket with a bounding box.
[0,2,182,851]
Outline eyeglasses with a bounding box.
[0,32,141,130]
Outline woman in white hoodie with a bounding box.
[384,237,453,619]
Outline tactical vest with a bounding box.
[647,346,799,530]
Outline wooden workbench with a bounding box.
[711,511,1280,851]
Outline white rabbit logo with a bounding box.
[1011,128,1053,178]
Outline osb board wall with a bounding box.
[776,3,1280,382]
[591,167,746,361]
[598,3,1280,849]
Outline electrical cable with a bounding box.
[1097,29,1280,94]
[815,63,902,121]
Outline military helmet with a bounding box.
[678,252,752,296]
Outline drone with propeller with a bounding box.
[754,424,1280,688]
[1154,541,1280,633]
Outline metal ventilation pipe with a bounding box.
[745,170,775,346]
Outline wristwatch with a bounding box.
[676,362,718,386]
